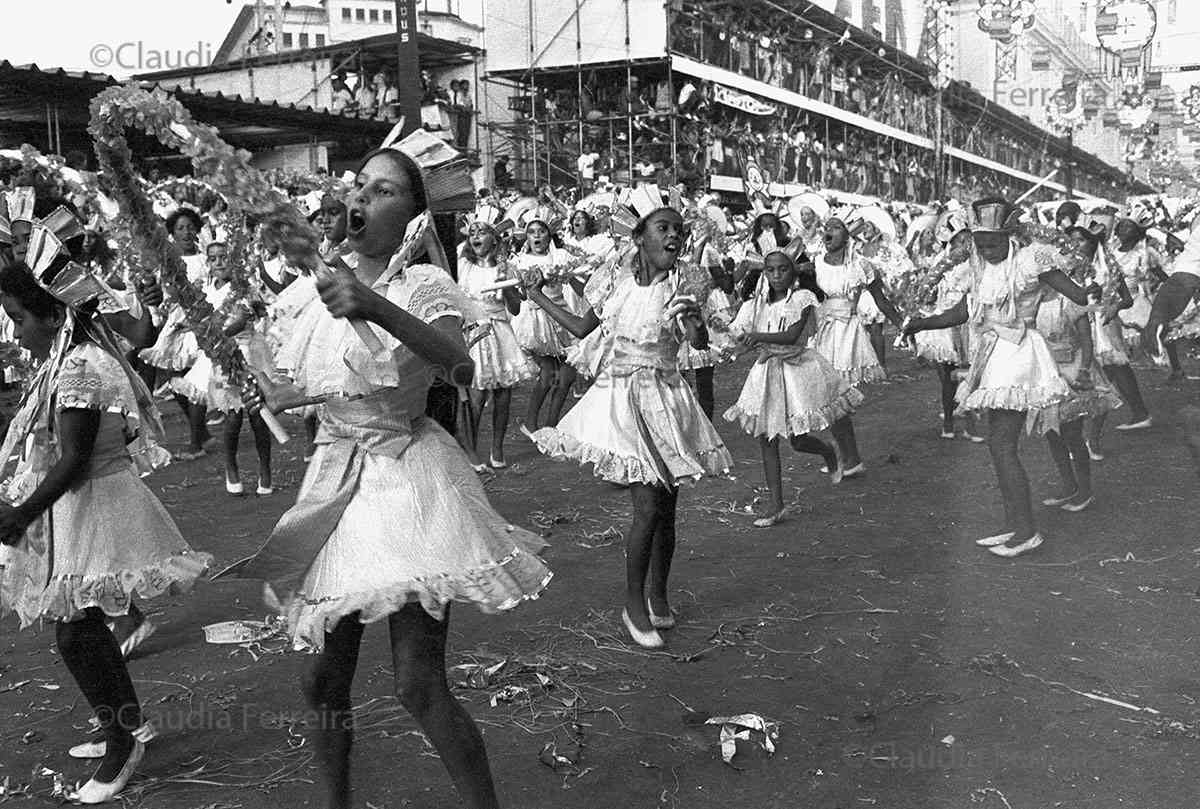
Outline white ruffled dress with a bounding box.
[955,245,1071,433]
[138,254,208,372]
[512,251,574,357]
[724,288,863,439]
[678,288,740,371]
[0,343,210,627]
[171,283,272,411]
[1036,293,1123,424]
[533,262,731,486]
[225,264,551,651]
[457,259,537,390]
[914,260,973,366]
[810,255,886,384]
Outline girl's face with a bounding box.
[468,223,497,257]
[172,216,198,254]
[823,220,848,252]
[1067,232,1098,265]
[757,214,779,234]
[859,221,880,242]
[2,295,62,360]
[526,222,551,254]
[763,253,797,294]
[799,207,817,229]
[571,212,590,237]
[348,153,419,259]
[207,244,231,282]
[10,221,31,263]
[314,203,348,243]
[1115,219,1140,246]
[919,229,937,251]
[635,209,685,272]
[972,232,1010,264]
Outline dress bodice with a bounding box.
[814,254,869,301]
[458,260,510,319]
[968,245,1052,330]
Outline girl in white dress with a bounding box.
[458,219,535,469]
[724,249,862,526]
[137,208,212,459]
[809,217,903,475]
[0,231,209,803]
[905,198,1097,558]
[527,205,731,649]
[231,146,551,809]
[1036,227,1123,513]
[512,219,576,431]
[850,206,912,371]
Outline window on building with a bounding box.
[316,33,326,46]
[282,32,293,48]
[341,7,351,20]
[355,8,365,20]
[370,8,379,21]
[383,9,392,22]
[299,32,309,47]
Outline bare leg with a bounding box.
[465,389,486,463]
[546,361,577,426]
[223,410,243,483]
[647,486,678,617]
[624,483,663,633]
[936,363,957,434]
[987,408,1036,542]
[1061,418,1091,503]
[523,356,555,429]
[302,615,365,809]
[248,410,273,489]
[868,322,886,370]
[1167,341,1184,380]
[304,412,319,459]
[490,388,512,463]
[58,608,141,783]
[389,605,500,809]
[758,436,785,516]
[1104,363,1150,423]
[1044,429,1078,500]
[829,415,862,468]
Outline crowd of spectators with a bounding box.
[329,68,474,149]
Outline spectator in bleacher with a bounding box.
[330,76,354,115]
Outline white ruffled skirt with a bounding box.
[724,349,864,439]
[957,328,1070,433]
[565,327,613,380]
[467,319,536,390]
[532,367,731,486]
[139,309,199,371]
[289,421,552,651]
[0,468,210,627]
[856,292,886,325]
[513,302,572,357]
[810,315,886,384]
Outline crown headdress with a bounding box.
[969,198,1019,233]
[22,207,116,309]
[381,125,475,213]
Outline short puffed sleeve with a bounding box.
[55,343,138,416]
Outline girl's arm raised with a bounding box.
[526,283,601,339]
[0,408,100,545]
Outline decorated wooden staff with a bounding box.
[89,87,295,442]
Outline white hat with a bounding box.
[848,205,897,241]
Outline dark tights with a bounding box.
[224,409,272,488]
[867,322,886,370]
[1104,363,1150,422]
[525,356,574,429]
[758,433,838,514]
[468,388,513,462]
[936,364,958,431]
[624,483,679,632]
[57,608,141,782]
[304,606,499,809]
[1045,418,1091,501]
[986,408,1036,542]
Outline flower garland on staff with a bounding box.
[87,86,302,443]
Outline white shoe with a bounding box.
[753,510,787,528]
[69,723,155,759]
[255,484,274,496]
[1085,441,1105,462]
[489,455,508,469]
[225,479,244,496]
[518,423,537,441]
[841,463,866,479]
[1042,493,1076,507]
[647,600,676,630]
[621,608,664,649]
[961,431,986,444]
[940,430,955,440]
[1061,496,1093,513]
[1115,417,1152,431]
[119,621,157,660]
[988,533,1044,557]
[70,739,145,804]
[975,531,1014,547]
[828,446,844,486]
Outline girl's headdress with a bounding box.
[848,205,897,241]
[4,187,35,225]
[380,124,476,213]
[611,183,679,238]
[969,197,1019,233]
[20,207,121,311]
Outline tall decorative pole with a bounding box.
[394,0,422,137]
